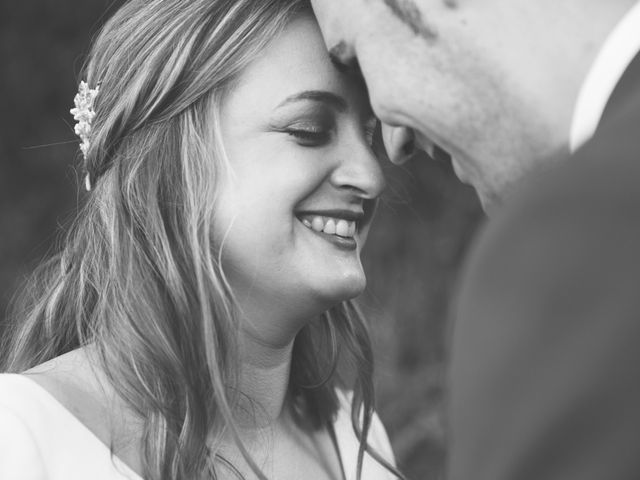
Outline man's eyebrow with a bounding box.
[277,90,348,112]
[328,45,364,80]
[383,0,438,40]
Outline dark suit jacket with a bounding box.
[448,52,640,480]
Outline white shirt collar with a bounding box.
[570,1,640,152]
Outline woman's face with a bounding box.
[215,13,384,339]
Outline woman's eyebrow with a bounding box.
[277,90,348,112]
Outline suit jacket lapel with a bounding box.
[600,49,640,125]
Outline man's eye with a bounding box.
[329,43,362,77]
[364,121,378,145]
[362,117,380,146]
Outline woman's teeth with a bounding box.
[301,216,357,237]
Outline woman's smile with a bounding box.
[296,208,365,251]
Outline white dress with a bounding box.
[0,374,396,479]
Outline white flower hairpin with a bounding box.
[70,81,99,191]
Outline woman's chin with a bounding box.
[311,271,367,307]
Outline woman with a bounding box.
[0,0,403,479]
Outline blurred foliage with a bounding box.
[0,1,484,478]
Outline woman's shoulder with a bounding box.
[0,380,49,480]
[333,388,397,480]
[0,373,140,479]
[0,373,55,423]
[0,373,63,479]
[0,351,108,446]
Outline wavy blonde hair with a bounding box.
[1,0,403,478]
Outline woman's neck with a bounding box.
[236,331,295,427]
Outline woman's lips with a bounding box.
[300,224,358,251]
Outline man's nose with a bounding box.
[382,125,416,165]
[330,143,386,200]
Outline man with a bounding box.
[310,0,640,479]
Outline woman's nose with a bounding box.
[330,141,386,200]
[382,125,416,165]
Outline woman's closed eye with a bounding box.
[271,100,337,147]
[284,121,333,146]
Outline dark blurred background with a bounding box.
[0,2,484,478]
